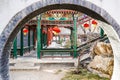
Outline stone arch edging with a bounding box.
[0,0,120,80]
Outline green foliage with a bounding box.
[62,68,109,80]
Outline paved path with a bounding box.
[10,68,66,80]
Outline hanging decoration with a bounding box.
[91,20,98,32]
[52,31,59,35]
[83,23,89,29]
[92,20,98,26]
[52,26,61,33]
[23,28,28,35]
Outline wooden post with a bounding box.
[28,27,30,52]
[70,29,73,49]
[70,29,74,56]
[13,37,17,58]
[37,15,42,59]
[32,29,35,49]
[73,15,77,58]
[20,28,24,56]
[100,28,104,37]
[41,27,43,49]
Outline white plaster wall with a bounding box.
[87,0,120,25]
[0,0,40,34]
[0,0,120,35]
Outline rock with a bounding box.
[88,42,113,78]
[80,53,91,61]
[90,42,113,57]
[87,55,113,78]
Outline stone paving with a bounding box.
[10,69,66,80]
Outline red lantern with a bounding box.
[52,26,61,33]
[23,28,28,35]
[83,23,89,28]
[92,20,97,25]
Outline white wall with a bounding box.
[0,0,40,34]
[87,0,120,25]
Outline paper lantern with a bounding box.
[92,20,97,26]
[52,31,58,35]
[83,23,89,28]
[23,28,28,35]
[52,26,61,33]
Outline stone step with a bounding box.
[10,58,75,64]
[10,66,40,71]
[14,62,35,67]
[10,62,40,71]
[9,58,76,70]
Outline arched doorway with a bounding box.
[0,0,120,80]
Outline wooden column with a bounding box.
[41,27,43,49]
[32,29,34,49]
[73,15,77,58]
[28,27,30,52]
[70,28,74,49]
[33,28,36,49]
[100,28,104,37]
[20,28,24,56]
[37,15,42,59]
[70,28,74,56]
[13,37,17,58]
